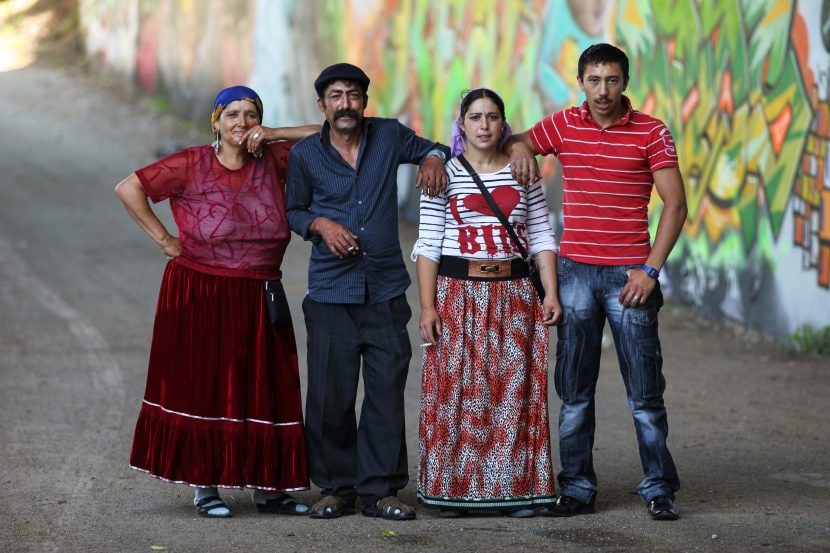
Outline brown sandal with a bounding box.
[309,495,354,519]
[362,496,416,521]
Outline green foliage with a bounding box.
[783,325,830,356]
[149,95,170,113]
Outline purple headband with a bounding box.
[450,88,513,157]
[211,85,263,125]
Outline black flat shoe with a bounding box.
[538,494,596,517]
[194,496,232,518]
[647,496,679,520]
[256,493,309,515]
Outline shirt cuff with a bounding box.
[411,242,441,263]
[425,148,447,162]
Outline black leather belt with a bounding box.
[437,256,528,281]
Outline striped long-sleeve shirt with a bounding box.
[529,96,678,265]
[412,158,557,263]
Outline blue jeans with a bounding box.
[554,258,680,504]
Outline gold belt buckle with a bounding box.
[469,260,511,278]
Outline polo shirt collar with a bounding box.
[579,95,633,127]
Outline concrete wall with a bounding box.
[79,0,830,338]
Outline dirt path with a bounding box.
[0,65,827,553]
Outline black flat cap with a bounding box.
[314,63,370,97]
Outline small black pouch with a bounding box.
[528,258,546,302]
[264,280,291,327]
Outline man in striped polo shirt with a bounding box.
[508,43,687,520]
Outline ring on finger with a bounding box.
[253,132,260,139]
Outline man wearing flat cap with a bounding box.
[286,62,450,521]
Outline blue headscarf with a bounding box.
[211,85,263,125]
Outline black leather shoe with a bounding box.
[539,494,596,517]
[647,496,679,520]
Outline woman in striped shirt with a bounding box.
[412,88,562,518]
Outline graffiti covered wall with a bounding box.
[79,0,830,337]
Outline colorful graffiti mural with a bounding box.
[609,0,817,336]
[794,0,830,289]
[78,0,829,337]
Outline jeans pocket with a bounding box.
[557,257,574,279]
[636,335,665,399]
[625,307,664,400]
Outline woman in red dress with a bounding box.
[115,86,318,518]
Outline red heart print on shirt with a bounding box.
[463,186,520,218]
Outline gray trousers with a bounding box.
[301,295,412,506]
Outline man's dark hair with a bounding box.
[577,43,629,84]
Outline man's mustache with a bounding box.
[334,109,361,120]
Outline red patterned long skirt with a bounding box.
[417,275,555,511]
[129,262,309,491]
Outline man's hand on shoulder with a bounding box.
[505,133,540,187]
[416,155,448,198]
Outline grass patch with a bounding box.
[148,95,170,112]
[783,325,830,356]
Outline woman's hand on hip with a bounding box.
[161,234,182,260]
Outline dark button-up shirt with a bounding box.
[286,117,450,304]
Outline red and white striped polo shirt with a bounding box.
[529,97,678,265]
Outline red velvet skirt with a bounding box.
[129,261,309,491]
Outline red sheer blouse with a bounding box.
[136,141,293,280]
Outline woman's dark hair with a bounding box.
[458,88,506,121]
[451,87,512,156]
[577,43,629,84]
